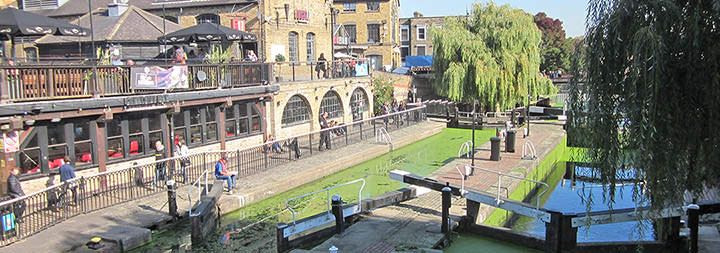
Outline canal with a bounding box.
[130,128,497,252]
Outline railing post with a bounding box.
[373,120,376,137]
[310,62,314,81]
[309,133,313,155]
[359,122,363,140]
[264,147,269,169]
[236,150,241,175]
[331,194,344,235]
[442,183,451,233]
[345,126,348,146]
[292,63,296,82]
[80,177,87,214]
[47,69,54,97]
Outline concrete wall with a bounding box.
[269,77,374,139]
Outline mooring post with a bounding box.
[276,223,289,253]
[331,194,344,235]
[166,179,177,218]
[688,206,700,253]
[545,211,562,253]
[442,183,452,233]
[466,199,481,226]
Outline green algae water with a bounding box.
[444,233,542,253]
[130,128,496,252]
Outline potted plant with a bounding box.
[274,54,285,82]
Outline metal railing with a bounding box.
[522,141,537,160]
[462,164,549,209]
[285,178,366,226]
[375,127,392,145]
[273,60,371,82]
[0,62,273,102]
[188,167,210,217]
[458,140,473,158]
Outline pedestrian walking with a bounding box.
[154,140,167,187]
[318,112,331,151]
[174,137,190,183]
[7,167,26,222]
[316,53,327,79]
[59,156,78,205]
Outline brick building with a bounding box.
[399,12,458,61]
[333,0,401,71]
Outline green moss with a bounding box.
[444,232,542,253]
[484,136,568,227]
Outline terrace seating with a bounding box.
[129,141,139,155]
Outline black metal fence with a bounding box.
[0,106,427,246]
[273,60,372,82]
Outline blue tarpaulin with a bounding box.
[405,55,433,67]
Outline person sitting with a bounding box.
[247,50,258,61]
[215,156,236,193]
[266,135,283,153]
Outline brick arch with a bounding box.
[281,94,312,127]
[349,87,371,121]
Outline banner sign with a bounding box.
[231,19,245,31]
[355,63,369,77]
[131,66,189,90]
[2,131,18,153]
[295,10,308,23]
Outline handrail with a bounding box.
[457,140,472,158]
[285,178,366,226]
[522,141,537,160]
[455,165,470,197]
[375,127,392,145]
[188,168,210,217]
[462,164,549,209]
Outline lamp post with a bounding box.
[527,94,532,137]
[471,100,476,166]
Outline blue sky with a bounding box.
[399,0,588,37]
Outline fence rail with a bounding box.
[0,106,427,246]
[0,62,273,103]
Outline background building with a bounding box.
[400,12,453,61]
[333,0,401,71]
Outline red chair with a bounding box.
[50,158,63,169]
[110,152,123,158]
[28,166,39,173]
[80,153,92,162]
[129,141,139,155]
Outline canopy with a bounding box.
[159,23,257,43]
[0,7,87,37]
[405,55,433,67]
[333,52,355,59]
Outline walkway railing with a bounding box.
[462,164,549,209]
[273,59,371,83]
[0,106,427,246]
[0,62,273,103]
[188,167,210,217]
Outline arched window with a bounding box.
[350,88,369,121]
[288,32,299,62]
[196,13,219,24]
[320,91,343,119]
[282,95,310,126]
[306,32,315,62]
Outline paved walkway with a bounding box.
[0,120,444,252]
[312,122,566,252]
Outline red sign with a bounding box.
[295,10,308,23]
[231,19,245,32]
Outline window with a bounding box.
[345,24,356,43]
[417,45,426,56]
[148,113,163,155]
[400,25,409,41]
[106,112,163,160]
[127,114,144,157]
[225,102,265,140]
[288,32,299,62]
[417,25,426,40]
[368,55,383,70]
[196,13,220,24]
[173,105,218,147]
[74,122,93,166]
[366,1,380,11]
[350,88,369,121]
[47,123,67,170]
[320,91,343,119]
[367,24,381,43]
[306,33,315,63]
[343,3,356,12]
[18,129,40,175]
[106,118,124,160]
[401,46,409,61]
[282,95,310,126]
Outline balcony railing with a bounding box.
[273,59,372,82]
[0,62,273,103]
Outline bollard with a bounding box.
[490,137,501,161]
[442,183,451,233]
[331,194,344,235]
[688,205,700,253]
[506,130,516,153]
[166,179,177,218]
[276,223,289,253]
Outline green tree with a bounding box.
[534,12,568,72]
[372,76,394,116]
[570,0,720,209]
[431,3,556,111]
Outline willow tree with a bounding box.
[570,0,720,209]
[432,3,556,111]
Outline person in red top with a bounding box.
[172,46,187,64]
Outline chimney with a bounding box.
[413,11,423,18]
[108,0,129,17]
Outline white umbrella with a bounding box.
[333,52,354,59]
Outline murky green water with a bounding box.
[444,233,542,253]
[130,128,496,252]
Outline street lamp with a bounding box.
[526,94,532,137]
[471,100,476,166]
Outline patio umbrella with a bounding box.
[0,7,88,58]
[158,23,257,43]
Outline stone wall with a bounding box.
[334,0,401,70]
[262,0,333,64]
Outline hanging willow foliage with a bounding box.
[570,0,720,210]
[431,3,556,111]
